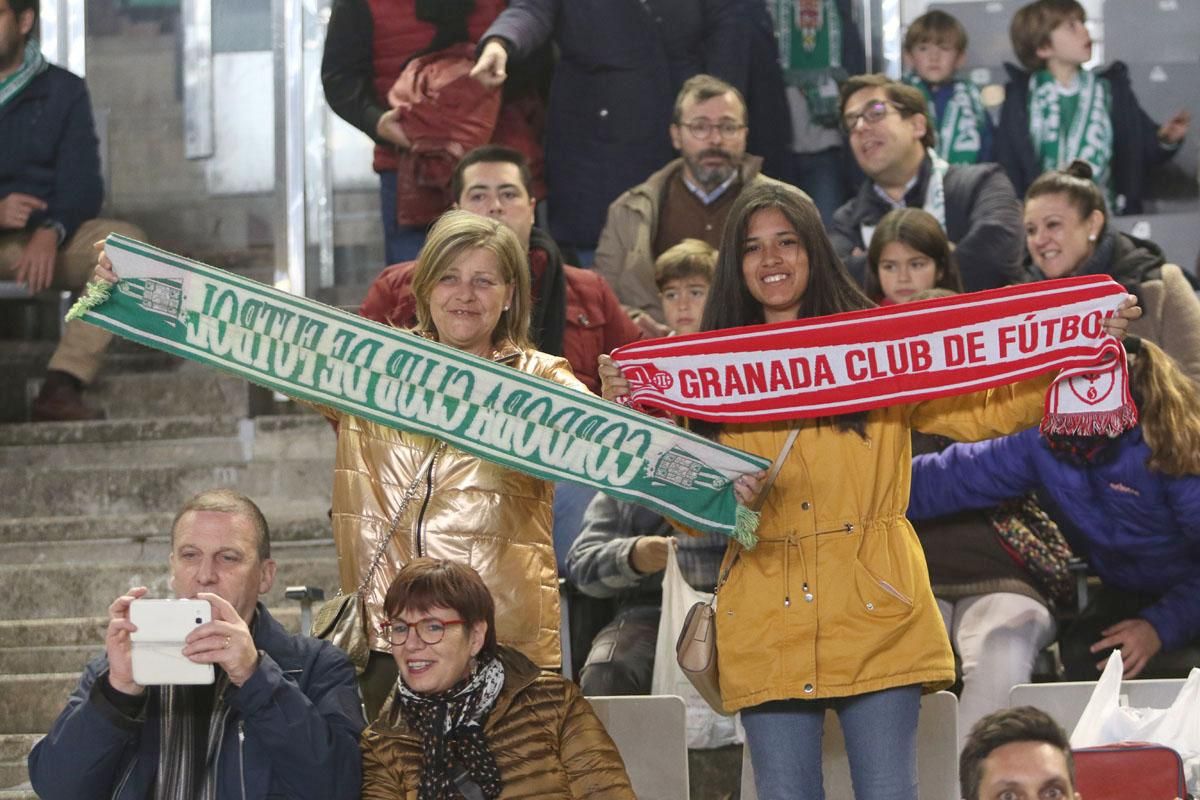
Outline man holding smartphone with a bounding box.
[28,489,366,800]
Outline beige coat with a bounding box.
[320,341,587,670]
[361,647,636,800]
[1129,262,1200,386]
[593,155,787,321]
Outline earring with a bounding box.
[1088,234,1097,242]
[503,305,510,311]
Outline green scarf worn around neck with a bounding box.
[1028,69,1114,202]
[772,0,844,127]
[0,38,48,111]
[69,235,770,545]
[904,74,989,165]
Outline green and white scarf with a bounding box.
[69,235,771,545]
[905,75,988,164]
[1028,69,1113,199]
[0,39,47,111]
[772,0,844,127]
[861,148,949,249]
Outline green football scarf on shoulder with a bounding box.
[905,75,989,164]
[1028,69,1113,197]
[69,235,770,544]
[0,39,47,111]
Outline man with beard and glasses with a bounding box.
[594,74,790,331]
[0,0,146,421]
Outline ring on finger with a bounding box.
[223,635,231,650]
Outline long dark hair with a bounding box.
[697,183,872,436]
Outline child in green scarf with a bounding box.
[997,0,1189,214]
[902,10,993,165]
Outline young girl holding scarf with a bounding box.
[909,337,1200,681]
[598,182,1138,800]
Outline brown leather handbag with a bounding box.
[674,425,800,714]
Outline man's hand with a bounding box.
[1158,109,1190,145]
[375,108,411,149]
[630,536,673,575]
[94,241,119,284]
[0,192,47,230]
[183,593,260,687]
[469,40,508,88]
[15,228,59,294]
[105,587,149,696]
[1090,618,1162,678]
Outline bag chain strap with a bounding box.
[351,442,448,598]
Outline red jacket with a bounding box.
[359,246,640,393]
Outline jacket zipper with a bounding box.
[238,721,247,800]
[413,451,439,558]
[111,756,137,799]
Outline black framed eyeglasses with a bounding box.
[380,617,467,646]
[678,120,747,139]
[842,100,897,133]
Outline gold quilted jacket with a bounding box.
[319,340,587,670]
[361,647,635,800]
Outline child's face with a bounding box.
[1037,15,1092,68]
[907,40,965,86]
[659,277,710,335]
[876,240,940,303]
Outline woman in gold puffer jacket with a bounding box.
[319,212,587,719]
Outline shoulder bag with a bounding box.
[675,425,801,714]
[313,443,447,673]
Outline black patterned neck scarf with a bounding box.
[394,657,505,800]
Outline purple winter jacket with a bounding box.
[909,426,1200,650]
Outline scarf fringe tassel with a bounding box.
[1040,405,1138,438]
[733,504,761,550]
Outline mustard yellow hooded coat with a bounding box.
[710,379,1048,711]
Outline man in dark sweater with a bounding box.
[830,74,1023,293]
[594,74,787,328]
[0,0,144,420]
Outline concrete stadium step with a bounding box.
[0,412,333,468]
[0,735,39,795]
[0,456,334,518]
[0,673,82,735]
[0,555,339,621]
[86,366,252,420]
[0,507,329,546]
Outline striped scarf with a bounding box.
[0,39,48,110]
[1028,69,1113,202]
[905,75,989,164]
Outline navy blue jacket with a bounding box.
[830,156,1025,292]
[482,0,748,247]
[28,604,365,800]
[0,64,103,240]
[909,427,1200,651]
[994,62,1179,215]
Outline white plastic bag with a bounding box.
[652,542,742,749]
[1071,651,1200,792]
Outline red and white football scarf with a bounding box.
[612,276,1136,436]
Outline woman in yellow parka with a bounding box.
[599,183,1139,800]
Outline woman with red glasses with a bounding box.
[360,558,634,799]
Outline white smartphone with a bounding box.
[129,598,215,685]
